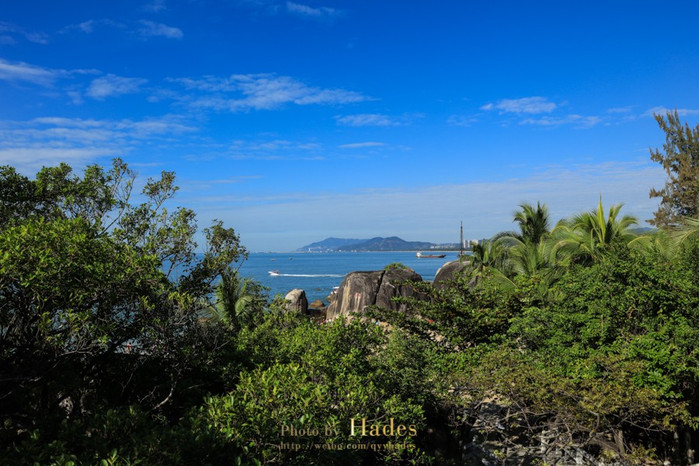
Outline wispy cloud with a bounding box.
[478,96,608,128]
[63,18,181,39]
[286,2,340,19]
[0,115,197,173]
[208,176,262,184]
[182,175,263,191]
[224,138,325,160]
[142,0,167,12]
[60,18,128,35]
[86,74,148,100]
[172,73,369,111]
[0,21,49,44]
[138,20,183,39]
[520,114,602,129]
[187,160,665,251]
[0,147,111,171]
[25,115,197,140]
[606,106,634,114]
[334,113,398,127]
[643,106,699,118]
[0,58,63,86]
[447,115,479,127]
[339,142,386,149]
[0,58,99,91]
[481,96,557,114]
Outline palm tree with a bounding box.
[670,216,699,245]
[495,202,551,246]
[466,240,515,290]
[553,198,638,264]
[631,216,699,261]
[208,267,263,330]
[507,239,558,277]
[492,202,564,285]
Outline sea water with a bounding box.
[237,251,462,304]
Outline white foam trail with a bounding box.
[274,273,344,278]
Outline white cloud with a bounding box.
[0,115,197,173]
[481,96,557,114]
[447,115,478,127]
[25,115,196,139]
[643,106,699,118]
[225,138,325,160]
[335,113,397,127]
[0,58,99,95]
[286,1,339,18]
[138,20,183,39]
[0,58,63,86]
[173,74,369,111]
[208,176,262,184]
[0,147,112,173]
[75,20,97,33]
[0,21,48,44]
[520,114,602,129]
[86,74,148,100]
[61,19,127,35]
[143,0,167,12]
[339,142,386,149]
[606,106,634,114]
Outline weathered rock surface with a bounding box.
[433,260,469,290]
[309,299,326,310]
[326,268,423,320]
[284,289,308,313]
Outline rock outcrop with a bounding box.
[309,299,326,310]
[326,268,423,320]
[433,259,469,290]
[284,289,308,313]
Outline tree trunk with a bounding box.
[613,428,626,456]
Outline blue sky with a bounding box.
[1,1,698,251]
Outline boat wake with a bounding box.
[269,271,343,278]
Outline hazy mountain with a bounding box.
[336,236,434,252]
[297,237,369,252]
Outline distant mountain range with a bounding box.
[298,236,443,252]
[298,237,369,252]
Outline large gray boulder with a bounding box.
[433,260,469,290]
[326,268,423,320]
[284,289,308,313]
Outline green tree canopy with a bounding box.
[0,159,246,463]
[552,198,638,264]
[649,110,699,228]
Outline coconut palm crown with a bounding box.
[209,267,264,330]
[553,198,638,264]
[495,202,551,245]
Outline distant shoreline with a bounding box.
[252,250,470,255]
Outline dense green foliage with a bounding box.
[648,110,699,228]
[2,157,698,465]
[371,204,699,463]
[0,161,441,465]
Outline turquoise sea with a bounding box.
[238,252,463,304]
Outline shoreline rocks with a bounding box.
[326,267,424,320]
[433,259,469,289]
[283,289,308,313]
[284,263,461,321]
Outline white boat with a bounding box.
[268,270,280,276]
[416,252,446,258]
